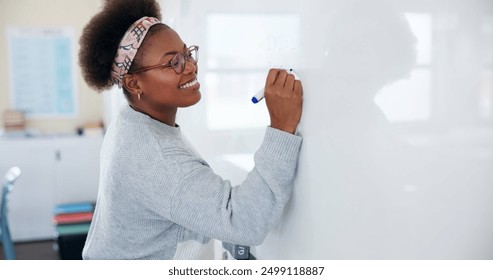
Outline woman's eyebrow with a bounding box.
[160,50,178,60]
[160,44,187,60]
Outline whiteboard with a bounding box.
[164,0,493,259]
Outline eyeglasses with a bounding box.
[129,45,199,75]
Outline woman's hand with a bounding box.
[264,68,303,134]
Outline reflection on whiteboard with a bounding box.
[7,27,77,118]
[205,14,301,130]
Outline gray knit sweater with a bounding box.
[82,105,302,259]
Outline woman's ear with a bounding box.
[122,74,141,97]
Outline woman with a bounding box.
[79,0,303,259]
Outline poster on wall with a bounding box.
[7,27,78,118]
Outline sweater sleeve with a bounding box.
[168,127,302,245]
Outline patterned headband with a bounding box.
[110,16,161,88]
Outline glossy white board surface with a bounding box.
[166,0,493,259]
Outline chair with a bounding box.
[1,166,21,260]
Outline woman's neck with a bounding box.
[129,104,177,127]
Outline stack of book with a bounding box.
[53,202,95,260]
[2,110,25,132]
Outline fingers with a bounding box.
[285,73,296,91]
[265,68,281,86]
[266,68,297,90]
[274,70,288,86]
[294,80,303,95]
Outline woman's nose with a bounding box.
[183,59,197,74]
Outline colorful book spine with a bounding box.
[55,223,92,236]
[54,212,93,225]
[53,202,94,215]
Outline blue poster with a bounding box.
[8,28,77,117]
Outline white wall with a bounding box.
[165,0,493,259]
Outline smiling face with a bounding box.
[123,25,201,125]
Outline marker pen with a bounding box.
[251,69,300,104]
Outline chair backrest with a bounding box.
[2,166,21,213]
[1,166,21,260]
[4,166,21,185]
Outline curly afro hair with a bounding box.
[79,0,162,92]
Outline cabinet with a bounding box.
[0,135,102,241]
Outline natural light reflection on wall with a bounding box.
[480,70,493,119]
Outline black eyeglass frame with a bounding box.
[128,45,199,74]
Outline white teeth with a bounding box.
[179,79,198,89]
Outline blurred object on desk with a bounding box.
[76,121,104,136]
[3,110,25,132]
